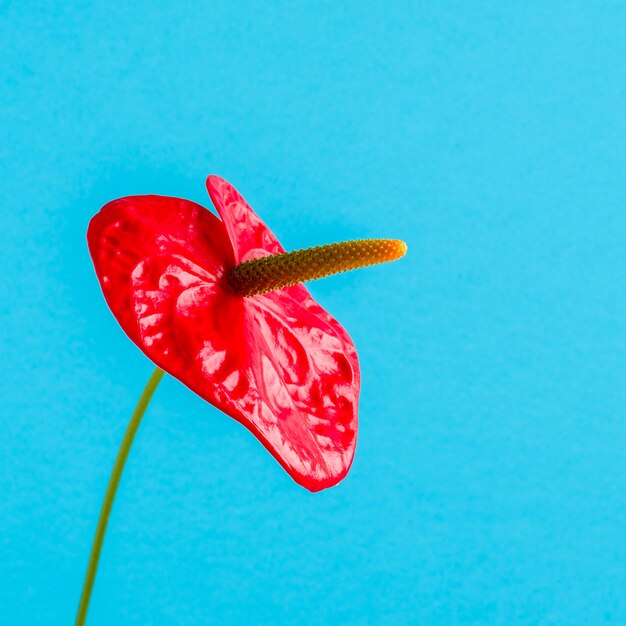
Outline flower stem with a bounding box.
[75,366,165,626]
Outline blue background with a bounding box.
[2,2,626,624]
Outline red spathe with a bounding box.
[87,175,360,491]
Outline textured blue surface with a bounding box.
[2,2,626,624]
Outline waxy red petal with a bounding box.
[88,177,360,491]
[206,175,360,384]
[206,175,284,263]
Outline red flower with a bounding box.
[88,175,359,491]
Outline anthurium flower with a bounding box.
[88,175,405,491]
[77,175,406,626]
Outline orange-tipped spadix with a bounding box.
[228,238,407,297]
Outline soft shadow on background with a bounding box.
[2,2,626,625]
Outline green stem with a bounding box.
[75,367,165,626]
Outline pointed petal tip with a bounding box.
[205,173,223,185]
